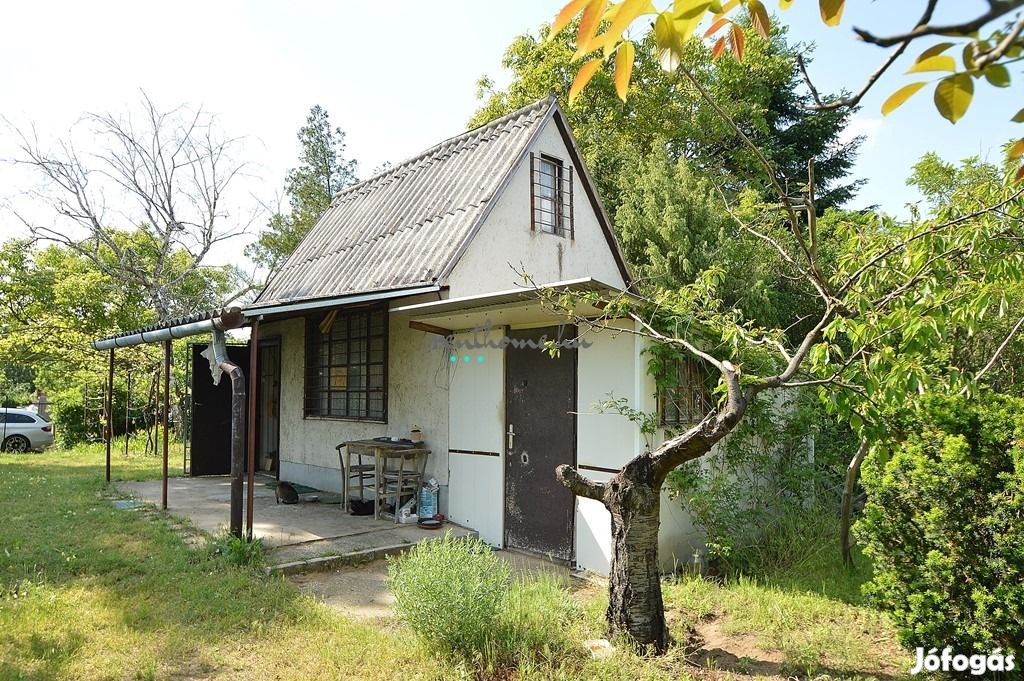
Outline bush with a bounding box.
[856,393,1024,656]
[388,533,582,671]
[389,533,511,664]
[665,392,850,573]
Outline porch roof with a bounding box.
[390,277,633,331]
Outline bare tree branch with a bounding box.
[800,0,939,111]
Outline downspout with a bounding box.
[205,330,247,538]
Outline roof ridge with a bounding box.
[329,95,554,205]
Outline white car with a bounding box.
[1,408,54,452]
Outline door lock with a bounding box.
[507,423,515,450]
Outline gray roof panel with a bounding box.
[255,97,554,306]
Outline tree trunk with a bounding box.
[840,439,869,566]
[605,461,668,653]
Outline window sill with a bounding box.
[303,415,388,424]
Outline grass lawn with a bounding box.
[1,444,913,680]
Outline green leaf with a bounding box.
[1011,107,1024,123]
[907,55,956,74]
[933,74,974,123]
[983,63,1011,87]
[818,0,844,27]
[881,82,927,115]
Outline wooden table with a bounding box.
[338,439,430,521]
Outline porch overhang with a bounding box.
[389,277,632,331]
[244,284,442,321]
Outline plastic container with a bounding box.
[419,486,438,519]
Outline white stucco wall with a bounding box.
[573,322,708,574]
[261,310,452,510]
[444,117,627,297]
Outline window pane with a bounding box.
[305,307,389,420]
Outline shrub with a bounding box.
[856,393,1024,656]
[388,532,511,664]
[388,533,583,671]
[665,392,849,573]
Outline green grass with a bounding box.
[0,445,911,680]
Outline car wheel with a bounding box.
[2,435,31,453]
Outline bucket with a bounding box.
[419,486,437,519]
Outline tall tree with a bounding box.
[10,94,251,321]
[487,0,1024,651]
[472,22,862,216]
[247,105,358,271]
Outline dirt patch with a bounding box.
[291,559,395,622]
[689,616,786,678]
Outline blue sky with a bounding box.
[0,1,1017,265]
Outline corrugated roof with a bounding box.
[254,96,555,307]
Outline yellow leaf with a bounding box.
[1015,164,1024,183]
[552,0,595,36]
[1009,138,1024,159]
[654,10,684,54]
[933,73,974,123]
[730,22,746,60]
[881,82,927,116]
[915,42,954,62]
[569,59,603,103]
[674,0,711,20]
[577,0,609,54]
[614,40,636,100]
[984,63,1011,87]
[779,0,794,8]
[748,0,771,38]
[907,55,956,74]
[605,0,657,47]
[819,0,844,27]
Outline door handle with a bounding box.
[507,423,515,451]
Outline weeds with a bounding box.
[206,532,266,568]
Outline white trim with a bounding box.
[245,286,441,317]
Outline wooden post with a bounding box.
[246,319,260,540]
[162,339,171,510]
[105,348,114,483]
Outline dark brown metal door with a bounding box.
[257,340,281,475]
[504,326,576,561]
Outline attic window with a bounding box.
[531,153,573,238]
[659,357,714,427]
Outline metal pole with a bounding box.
[105,348,114,483]
[124,370,131,459]
[246,320,260,540]
[223,360,247,538]
[162,339,171,510]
